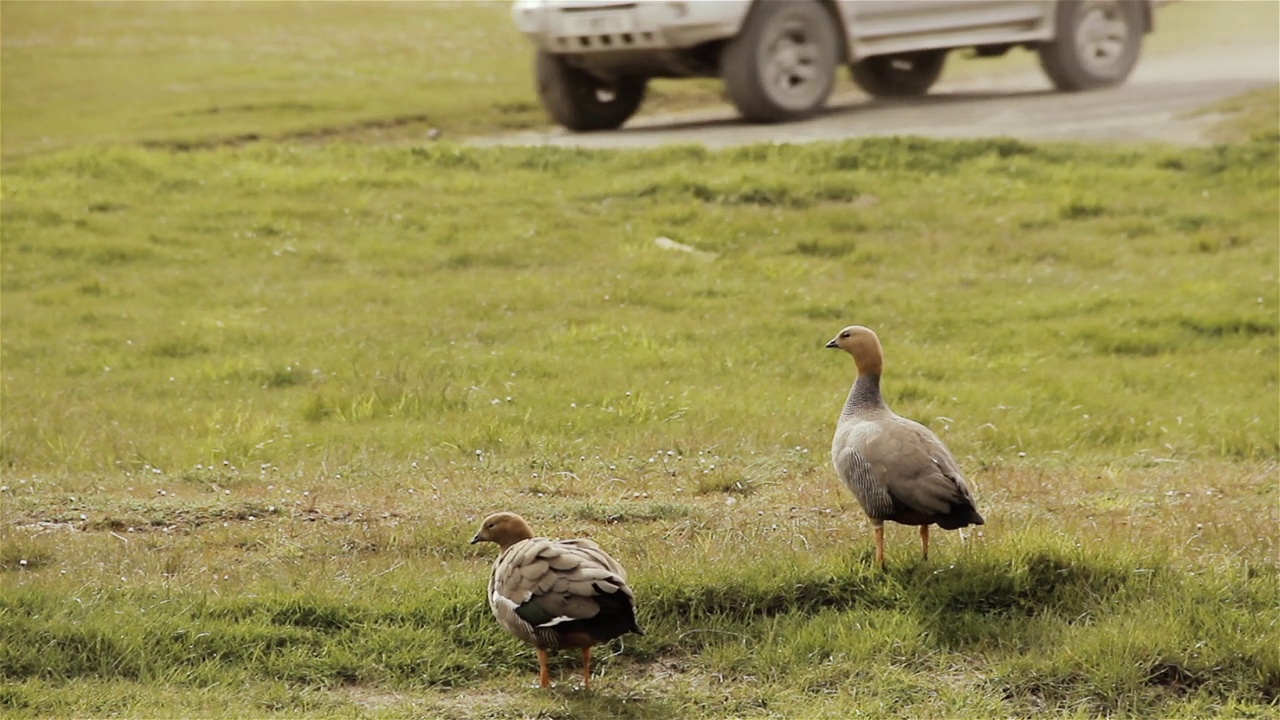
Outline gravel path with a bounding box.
[472,42,1278,149]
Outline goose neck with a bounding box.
[843,373,887,416]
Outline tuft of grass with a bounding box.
[1192,86,1280,145]
[562,500,694,524]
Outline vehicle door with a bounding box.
[839,0,1054,58]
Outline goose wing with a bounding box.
[490,537,635,634]
[836,415,981,525]
[878,416,983,525]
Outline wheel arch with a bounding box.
[734,0,853,61]
[1139,0,1155,34]
[813,0,854,62]
[1047,0,1155,38]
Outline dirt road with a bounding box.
[472,42,1277,149]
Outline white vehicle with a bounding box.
[511,0,1153,131]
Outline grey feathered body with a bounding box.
[488,537,642,650]
[831,374,985,529]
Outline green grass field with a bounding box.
[2,1,1279,718]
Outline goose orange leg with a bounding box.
[920,525,931,560]
[581,646,592,688]
[873,524,885,568]
[537,648,551,688]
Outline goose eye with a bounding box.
[840,332,850,339]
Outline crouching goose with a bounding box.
[826,325,985,567]
[470,512,643,688]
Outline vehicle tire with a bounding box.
[720,0,840,123]
[534,50,647,132]
[1038,0,1143,91]
[850,50,947,98]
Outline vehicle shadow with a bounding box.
[608,87,1063,136]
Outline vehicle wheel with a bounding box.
[850,50,947,98]
[1038,0,1143,91]
[720,0,840,123]
[534,51,647,132]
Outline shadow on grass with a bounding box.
[911,550,1135,613]
[647,546,1138,630]
[903,550,1139,649]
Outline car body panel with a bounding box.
[512,0,1061,66]
[512,0,755,55]
[840,0,1055,60]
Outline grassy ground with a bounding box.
[2,128,1277,717]
[2,0,1278,160]
[2,2,1279,718]
[1192,86,1280,143]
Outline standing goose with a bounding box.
[470,512,643,688]
[826,325,984,567]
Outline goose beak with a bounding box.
[469,533,483,545]
[825,338,838,349]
